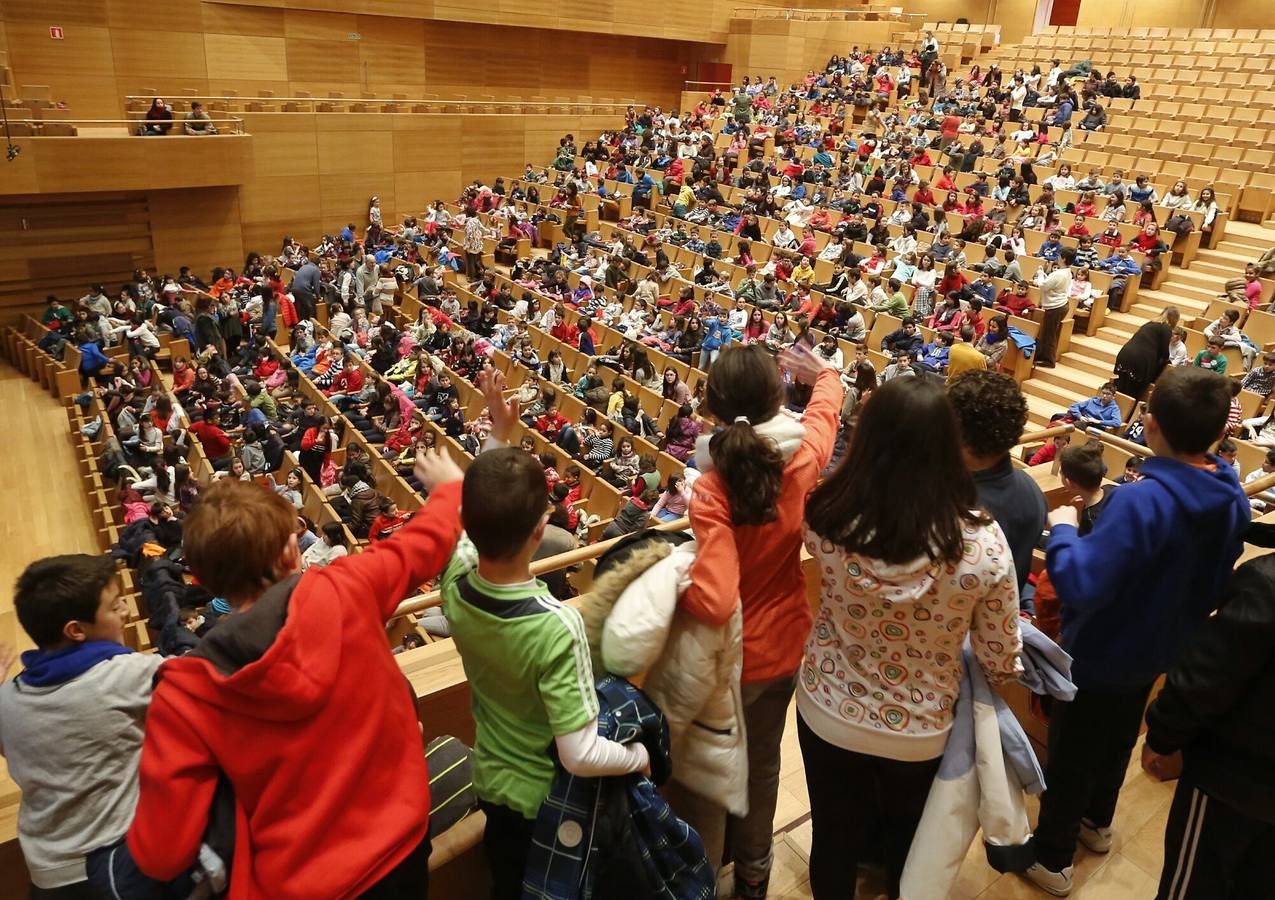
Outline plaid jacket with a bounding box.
[521,675,714,900]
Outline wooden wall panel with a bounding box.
[110,30,208,80]
[252,130,321,176]
[106,0,204,33]
[283,8,356,37]
[1,0,109,26]
[202,3,287,35]
[285,37,359,82]
[0,193,153,307]
[203,34,289,81]
[147,186,245,276]
[5,24,115,78]
[316,130,393,174]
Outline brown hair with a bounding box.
[807,377,988,564]
[462,447,549,559]
[184,480,296,603]
[704,344,786,525]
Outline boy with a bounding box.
[1192,335,1228,375]
[126,446,466,897]
[0,555,165,895]
[947,370,1048,596]
[1025,367,1250,895]
[444,373,649,900]
[1067,381,1123,430]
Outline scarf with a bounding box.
[20,640,133,688]
[692,411,807,475]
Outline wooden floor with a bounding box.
[0,362,101,825]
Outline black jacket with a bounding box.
[1145,551,1275,823]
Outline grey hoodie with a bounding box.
[0,653,163,888]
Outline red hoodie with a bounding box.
[128,482,463,898]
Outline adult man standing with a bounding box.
[1036,247,1075,367]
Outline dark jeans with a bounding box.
[797,715,940,900]
[1032,682,1154,872]
[479,801,536,900]
[358,832,432,899]
[1156,777,1275,900]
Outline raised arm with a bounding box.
[319,453,464,621]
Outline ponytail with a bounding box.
[708,422,784,525]
[704,344,786,526]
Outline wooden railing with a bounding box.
[123,95,641,116]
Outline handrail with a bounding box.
[1084,427,1153,458]
[123,95,642,112]
[392,424,1076,619]
[731,5,913,20]
[8,116,246,134]
[391,515,690,618]
[1016,423,1076,445]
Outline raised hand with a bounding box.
[477,368,521,446]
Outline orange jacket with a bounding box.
[683,368,842,683]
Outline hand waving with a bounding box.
[477,368,521,446]
[414,448,464,492]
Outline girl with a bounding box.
[799,376,1021,900]
[975,313,1010,369]
[680,343,843,898]
[663,403,702,462]
[650,472,691,522]
[301,521,350,570]
[909,254,938,320]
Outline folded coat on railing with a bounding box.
[1007,325,1037,358]
[899,620,1075,900]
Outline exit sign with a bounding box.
[49,25,64,39]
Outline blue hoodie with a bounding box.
[1046,455,1249,689]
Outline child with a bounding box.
[443,375,649,900]
[1167,326,1188,367]
[1192,336,1228,375]
[681,343,843,897]
[1026,367,1250,895]
[1032,442,1112,641]
[601,485,658,540]
[125,447,466,896]
[1113,455,1144,483]
[0,555,168,895]
[368,498,413,542]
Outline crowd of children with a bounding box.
[3,44,1274,900]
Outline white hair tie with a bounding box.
[734,416,751,426]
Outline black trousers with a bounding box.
[1032,682,1154,872]
[797,715,941,900]
[359,832,432,899]
[1156,777,1275,899]
[1037,304,1067,365]
[479,801,536,900]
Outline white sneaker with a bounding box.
[1079,819,1114,854]
[1021,862,1074,897]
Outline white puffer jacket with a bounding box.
[578,540,748,816]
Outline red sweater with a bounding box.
[128,482,464,898]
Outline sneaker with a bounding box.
[733,875,768,900]
[1021,862,1074,897]
[1079,819,1114,854]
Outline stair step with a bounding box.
[1218,233,1274,252]
[1188,261,1241,280]
[1101,313,1145,336]
[1136,288,1211,310]
[1071,334,1125,364]
[1023,377,1087,410]
[1033,362,1108,395]
[1197,248,1257,266]
[1025,392,1064,426]
[1059,352,1114,378]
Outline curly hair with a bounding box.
[946,369,1029,460]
